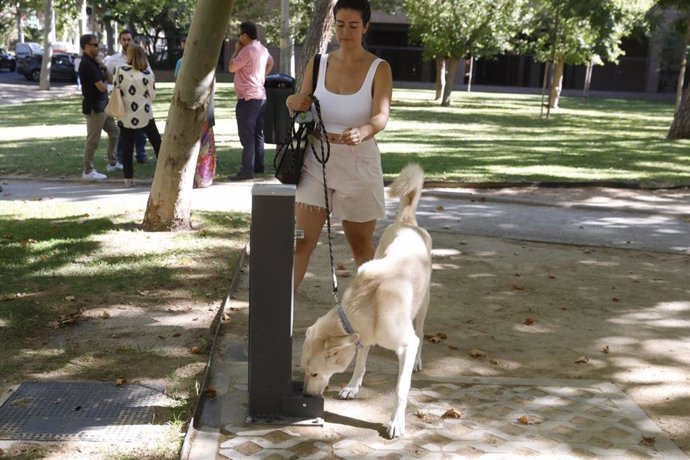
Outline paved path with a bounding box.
[2,178,689,254]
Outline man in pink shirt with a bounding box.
[228,21,275,180]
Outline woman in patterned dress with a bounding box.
[115,43,162,187]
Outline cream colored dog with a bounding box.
[301,163,432,438]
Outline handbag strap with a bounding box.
[308,54,339,306]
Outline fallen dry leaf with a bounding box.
[437,332,448,339]
[517,415,530,425]
[191,346,202,354]
[205,386,218,398]
[222,313,231,321]
[601,346,609,354]
[424,333,447,343]
[442,408,462,419]
[523,318,534,326]
[575,356,590,364]
[171,332,182,338]
[511,284,525,291]
[448,345,459,350]
[490,358,499,365]
[336,262,345,270]
[612,297,620,302]
[548,274,556,279]
[435,205,444,211]
[138,290,150,296]
[469,348,485,359]
[64,295,75,302]
[101,311,110,319]
[335,269,350,277]
[640,435,656,447]
[116,379,127,386]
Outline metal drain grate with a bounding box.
[0,381,172,442]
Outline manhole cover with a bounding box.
[0,381,172,442]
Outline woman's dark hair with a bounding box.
[333,0,371,26]
[240,21,258,40]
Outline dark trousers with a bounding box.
[119,119,162,179]
[236,98,267,175]
[116,128,147,162]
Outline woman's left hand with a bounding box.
[340,127,363,145]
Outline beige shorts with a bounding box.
[296,137,385,222]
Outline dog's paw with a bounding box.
[413,357,423,372]
[338,386,360,400]
[387,417,406,438]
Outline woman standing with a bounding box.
[174,36,217,188]
[115,43,162,187]
[285,0,393,290]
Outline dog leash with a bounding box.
[309,96,340,306]
[310,99,361,347]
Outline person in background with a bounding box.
[227,21,274,181]
[285,0,393,290]
[105,29,149,165]
[115,43,162,187]
[175,35,217,188]
[78,33,120,181]
[73,54,81,89]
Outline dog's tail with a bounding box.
[389,163,424,225]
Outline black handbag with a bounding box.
[274,54,322,185]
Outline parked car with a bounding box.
[14,42,43,59]
[0,48,16,72]
[16,53,77,82]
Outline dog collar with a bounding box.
[337,305,363,348]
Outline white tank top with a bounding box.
[313,53,383,134]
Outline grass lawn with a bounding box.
[0,85,688,186]
[0,198,249,458]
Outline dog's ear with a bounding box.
[325,334,359,358]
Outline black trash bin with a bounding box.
[264,73,296,145]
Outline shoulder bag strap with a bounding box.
[311,54,321,95]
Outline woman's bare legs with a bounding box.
[294,204,328,290]
[342,219,377,267]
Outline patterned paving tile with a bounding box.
[218,376,687,459]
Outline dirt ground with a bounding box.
[292,226,690,455]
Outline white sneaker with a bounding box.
[107,161,124,172]
[82,170,107,181]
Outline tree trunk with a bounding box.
[434,56,445,101]
[466,56,474,93]
[296,0,336,88]
[39,0,54,91]
[16,7,24,43]
[668,87,690,139]
[441,56,460,107]
[79,0,87,36]
[674,19,690,113]
[583,61,593,102]
[142,0,234,232]
[548,58,564,109]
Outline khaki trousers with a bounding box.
[83,110,119,173]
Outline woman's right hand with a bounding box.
[286,94,313,112]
